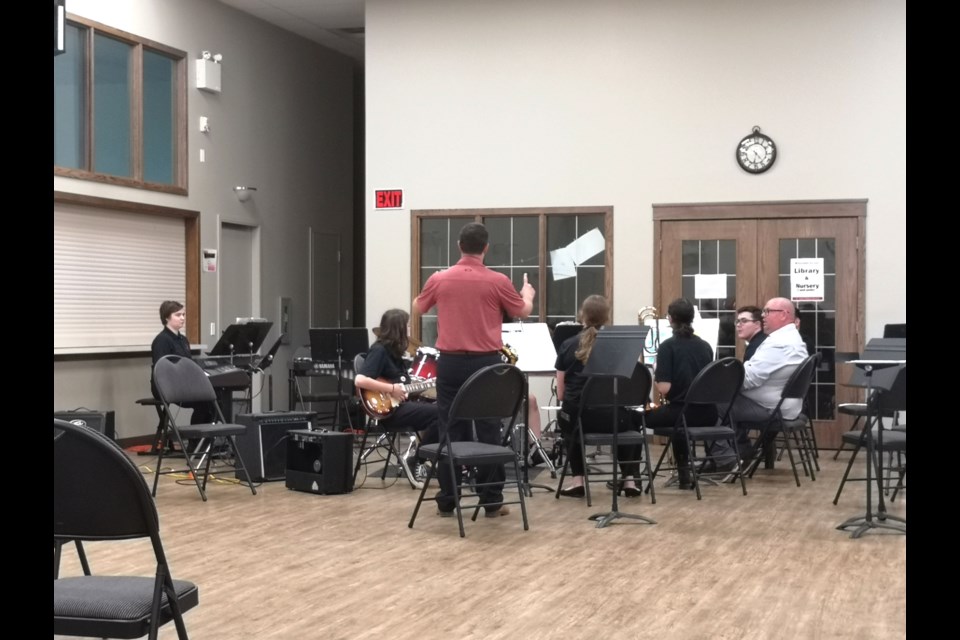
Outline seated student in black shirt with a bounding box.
[354,309,438,445]
[644,298,716,489]
[735,305,767,362]
[150,300,214,424]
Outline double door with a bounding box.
[655,202,865,448]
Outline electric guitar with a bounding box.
[357,378,438,419]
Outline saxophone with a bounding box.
[500,343,519,365]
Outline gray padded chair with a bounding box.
[408,363,529,537]
[54,419,199,639]
[152,354,258,501]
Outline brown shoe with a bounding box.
[485,505,511,518]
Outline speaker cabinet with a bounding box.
[54,410,115,440]
[285,429,353,495]
[234,412,316,482]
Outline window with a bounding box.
[412,207,613,345]
[54,15,187,194]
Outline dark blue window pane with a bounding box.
[93,34,132,177]
[143,49,175,184]
[54,23,86,169]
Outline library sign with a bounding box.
[790,258,824,302]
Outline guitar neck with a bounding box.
[403,379,436,394]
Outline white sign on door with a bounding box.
[790,258,824,301]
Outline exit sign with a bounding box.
[374,189,404,210]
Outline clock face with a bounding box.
[737,132,777,173]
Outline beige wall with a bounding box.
[54,0,356,438]
[364,0,906,337]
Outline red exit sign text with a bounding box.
[375,189,404,210]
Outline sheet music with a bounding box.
[501,322,557,373]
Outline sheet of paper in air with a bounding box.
[501,322,557,373]
[567,228,605,265]
[694,273,728,299]
[549,246,577,280]
[549,228,605,281]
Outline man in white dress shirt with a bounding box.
[713,297,808,468]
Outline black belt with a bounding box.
[440,350,500,356]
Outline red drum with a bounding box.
[409,347,439,381]
[409,347,439,400]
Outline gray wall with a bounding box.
[53,0,356,439]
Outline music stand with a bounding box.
[836,338,906,539]
[209,321,273,359]
[582,325,655,528]
[552,322,583,352]
[309,328,370,430]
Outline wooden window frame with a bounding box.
[54,13,188,195]
[410,206,613,340]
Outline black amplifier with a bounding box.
[285,429,353,495]
[234,412,317,482]
[53,410,116,440]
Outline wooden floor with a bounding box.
[56,444,906,640]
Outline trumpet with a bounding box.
[638,306,660,358]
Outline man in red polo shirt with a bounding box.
[415,222,535,517]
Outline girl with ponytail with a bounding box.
[554,295,643,498]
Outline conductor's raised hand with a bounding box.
[521,272,536,299]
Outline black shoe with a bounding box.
[558,485,585,498]
[677,473,694,490]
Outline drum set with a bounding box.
[406,346,439,398]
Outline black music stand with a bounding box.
[309,328,369,430]
[209,321,273,360]
[207,322,272,420]
[552,322,583,351]
[582,325,655,528]
[836,338,906,539]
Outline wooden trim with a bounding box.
[65,13,187,59]
[131,43,144,183]
[857,216,866,352]
[53,167,189,195]
[653,199,868,221]
[175,54,188,190]
[416,206,611,218]
[54,191,197,218]
[54,191,201,344]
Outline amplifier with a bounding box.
[53,410,115,440]
[285,429,353,495]
[234,412,317,482]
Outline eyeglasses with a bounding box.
[762,308,787,316]
[735,318,759,325]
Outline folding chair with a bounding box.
[152,355,258,501]
[409,364,529,537]
[54,419,199,639]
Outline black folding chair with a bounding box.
[152,355,258,501]
[409,364,529,537]
[739,353,821,486]
[54,419,199,639]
